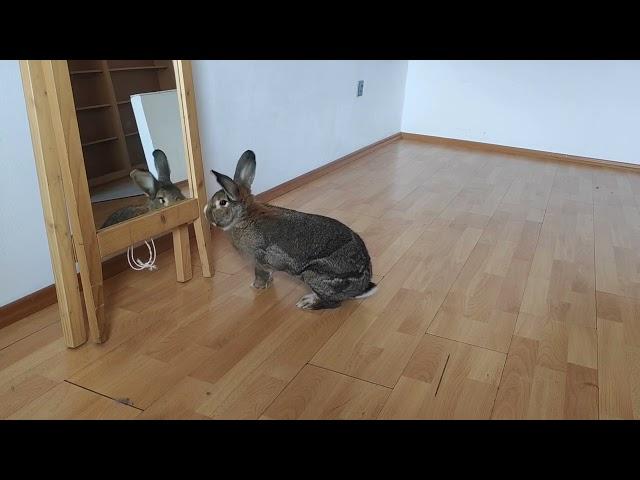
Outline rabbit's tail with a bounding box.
[354,282,378,299]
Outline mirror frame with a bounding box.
[20,60,214,347]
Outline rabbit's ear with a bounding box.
[234,150,256,189]
[131,169,159,198]
[211,170,240,201]
[153,149,171,183]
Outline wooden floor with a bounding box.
[3,138,640,419]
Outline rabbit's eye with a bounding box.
[219,199,228,207]
[158,197,166,204]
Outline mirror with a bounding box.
[66,60,191,230]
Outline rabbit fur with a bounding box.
[205,150,377,310]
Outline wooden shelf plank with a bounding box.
[76,104,111,112]
[70,69,102,75]
[109,66,168,72]
[87,168,131,188]
[124,131,139,137]
[116,99,131,105]
[82,136,118,147]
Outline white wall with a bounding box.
[402,60,640,164]
[193,61,408,195]
[0,60,54,305]
[0,60,407,306]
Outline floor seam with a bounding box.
[307,362,394,390]
[434,354,451,398]
[0,320,60,353]
[63,380,144,411]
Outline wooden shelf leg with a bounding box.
[20,60,87,348]
[174,60,214,278]
[193,217,214,278]
[44,61,107,344]
[173,225,192,283]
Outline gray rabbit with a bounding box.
[205,150,377,310]
[101,149,185,228]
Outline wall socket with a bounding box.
[357,80,364,97]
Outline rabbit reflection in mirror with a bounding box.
[101,149,185,229]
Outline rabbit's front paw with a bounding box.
[252,277,272,289]
[296,293,320,309]
[252,266,273,289]
[252,280,271,289]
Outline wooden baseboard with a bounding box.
[1,133,402,329]
[0,285,58,330]
[402,132,640,172]
[256,133,402,203]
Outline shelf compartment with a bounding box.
[125,133,146,168]
[77,107,116,145]
[106,60,156,69]
[69,74,111,110]
[111,69,162,103]
[67,60,103,72]
[83,141,125,182]
[88,168,132,188]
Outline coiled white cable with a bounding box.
[127,239,158,271]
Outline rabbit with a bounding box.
[101,149,186,228]
[204,150,377,310]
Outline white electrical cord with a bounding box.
[127,239,158,271]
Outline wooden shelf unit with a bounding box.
[67,60,176,190]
